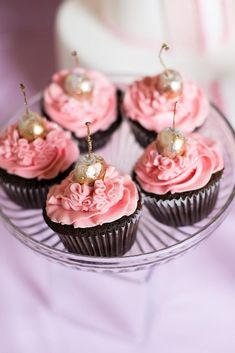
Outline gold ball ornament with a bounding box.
[156,127,186,159]
[18,111,47,142]
[18,83,47,141]
[157,43,183,99]
[156,69,183,99]
[73,155,107,185]
[65,71,94,99]
[73,121,107,185]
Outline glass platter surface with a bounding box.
[0,75,235,273]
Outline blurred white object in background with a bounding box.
[55,0,235,83]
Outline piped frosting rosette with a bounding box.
[124,77,209,133]
[43,165,142,256]
[46,166,139,228]
[43,69,117,138]
[134,133,223,226]
[0,119,79,180]
[135,134,223,195]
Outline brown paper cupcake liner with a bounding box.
[128,119,156,148]
[0,165,74,209]
[43,197,142,257]
[1,181,50,209]
[41,90,123,153]
[145,179,220,227]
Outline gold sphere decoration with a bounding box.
[156,43,183,99]
[18,112,47,142]
[156,127,186,159]
[73,121,107,185]
[73,155,107,185]
[65,51,93,99]
[65,71,93,99]
[18,83,47,141]
[156,69,183,99]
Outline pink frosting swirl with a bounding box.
[0,119,79,180]
[123,76,209,133]
[135,134,223,195]
[43,69,117,137]
[46,166,139,228]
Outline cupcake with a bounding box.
[134,103,223,227]
[0,84,79,209]
[123,44,209,148]
[42,51,121,152]
[43,122,142,257]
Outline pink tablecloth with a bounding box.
[0,2,235,352]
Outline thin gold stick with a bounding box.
[173,101,178,131]
[71,50,79,68]
[158,43,169,71]
[19,83,29,115]
[86,122,92,160]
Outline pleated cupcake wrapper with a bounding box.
[57,210,141,257]
[1,180,49,209]
[128,119,156,148]
[145,180,220,227]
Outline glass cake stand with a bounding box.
[0,77,235,273]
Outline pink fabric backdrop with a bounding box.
[0,1,235,352]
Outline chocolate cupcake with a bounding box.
[134,100,223,226]
[41,52,121,152]
[43,166,142,257]
[0,85,79,208]
[43,122,142,257]
[122,44,209,148]
[134,131,224,227]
